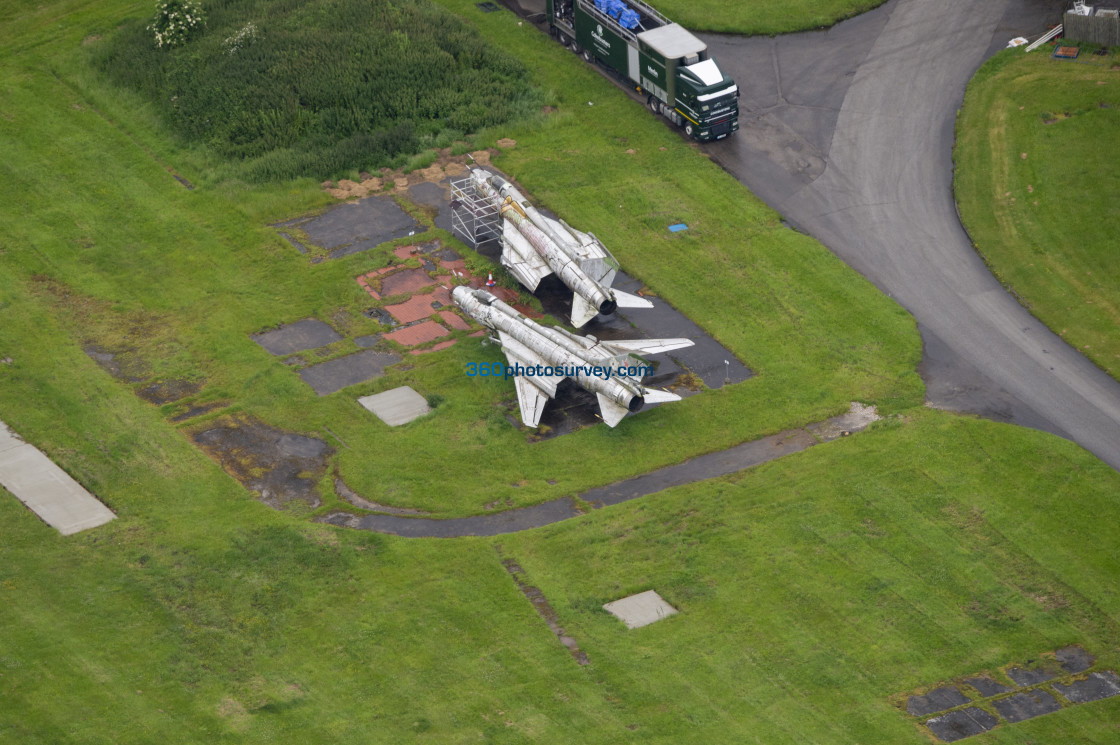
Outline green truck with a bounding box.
[546,0,739,141]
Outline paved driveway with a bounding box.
[705,0,1120,471]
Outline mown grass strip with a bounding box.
[955,49,1120,381]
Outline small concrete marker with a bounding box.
[603,590,678,629]
[0,420,115,535]
[358,386,431,426]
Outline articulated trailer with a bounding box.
[546,0,739,141]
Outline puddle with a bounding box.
[192,414,334,509]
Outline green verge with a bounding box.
[648,0,888,35]
[955,48,1120,381]
[0,0,922,518]
[3,403,1119,742]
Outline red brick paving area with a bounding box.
[380,267,435,297]
[439,311,470,331]
[386,287,452,324]
[383,321,451,347]
[349,243,536,350]
[410,339,458,356]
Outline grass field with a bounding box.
[2,1,1119,742]
[955,48,1120,381]
[4,406,1120,743]
[0,0,923,519]
[650,0,888,35]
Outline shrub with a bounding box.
[147,0,206,49]
[93,0,542,182]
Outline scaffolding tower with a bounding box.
[450,175,501,248]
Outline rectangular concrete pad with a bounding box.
[252,319,343,356]
[298,350,401,395]
[1056,645,1095,674]
[907,686,971,716]
[964,677,1012,697]
[1006,667,1057,687]
[992,689,1062,723]
[358,386,431,426]
[1054,671,1120,704]
[0,421,115,535]
[924,708,999,742]
[603,590,678,629]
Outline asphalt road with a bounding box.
[705,0,1120,471]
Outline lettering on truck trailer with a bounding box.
[592,24,611,48]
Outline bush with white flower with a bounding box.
[223,22,258,55]
[147,0,206,49]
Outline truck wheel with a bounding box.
[685,123,694,138]
[583,49,592,63]
[647,96,659,114]
[571,42,582,54]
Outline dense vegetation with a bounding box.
[92,0,542,181]
[955,49,1120,381]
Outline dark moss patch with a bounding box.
[192,414,334,509]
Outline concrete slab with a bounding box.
[992,689,1062,723]
[924,707,999,742]
[1053,671,1120,704]
[1056,645,1095,674]
[299,196,424,258]
[1006,666,1057,687]
[0,420,115,535]
[907,686,971,716]
[358,386,431,426]
[408,181,454,233]
[964,677,1012,697]
[298,350,401,395]
[603,590,678,629]
[252,319,342,356]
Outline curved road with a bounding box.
[706,0,1120,471]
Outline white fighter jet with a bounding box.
[454,287,692,427]
[468,168,654,327]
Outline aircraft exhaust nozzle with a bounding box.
[599,298,618,316]
[628,395,645,413]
